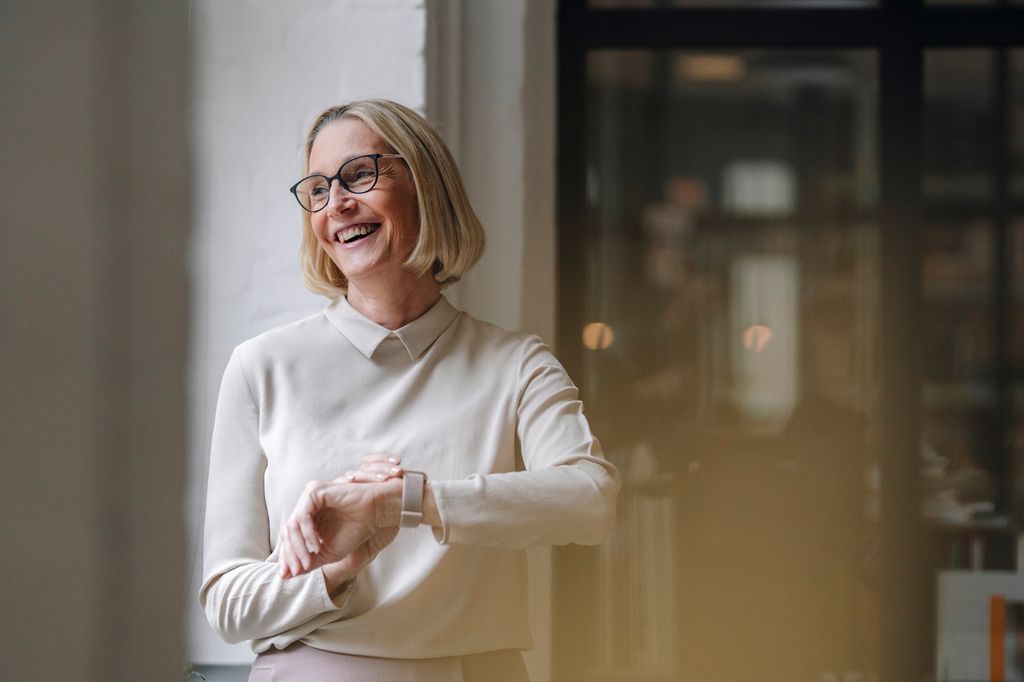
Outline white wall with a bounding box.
[439,3,558,681]
[441,1,557,341]
[186,0,427,664]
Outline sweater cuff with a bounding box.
[316,567,354,611]
[429,479,456,545]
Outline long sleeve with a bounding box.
[190,298,619,657]
[430,335,620,548]
[198,347,340,645]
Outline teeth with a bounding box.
[337,223,380,243]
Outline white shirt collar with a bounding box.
[323,294,459,360]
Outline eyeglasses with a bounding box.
[289,153,403,213]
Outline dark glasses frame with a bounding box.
[289,153,403,213]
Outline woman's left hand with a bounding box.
[341,452,405,483]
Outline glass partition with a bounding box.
[924,48,1024,682]
[574,48,881,681]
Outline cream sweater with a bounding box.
[199,295,619,657]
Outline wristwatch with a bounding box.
[400,470,427,528]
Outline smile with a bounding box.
[336,223,381,244]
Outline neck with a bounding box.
[345,272,441,330]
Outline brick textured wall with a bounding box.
[187,0,427,664]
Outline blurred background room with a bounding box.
[4,1,1024,681]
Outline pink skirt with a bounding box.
[249,642,529,682]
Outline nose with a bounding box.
[325,178,357,214]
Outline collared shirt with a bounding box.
[200,295,620,658]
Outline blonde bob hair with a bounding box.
[298,99,485,298]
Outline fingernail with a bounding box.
[375,473,387,480]
[388,456,400,464]
[343,472,355,481]
[389,466,401,474]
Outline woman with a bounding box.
[200,100,619,681]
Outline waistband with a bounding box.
[250,642,528,682]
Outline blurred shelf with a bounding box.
[923,381,999,409]
[924,282,1024,302]
[923,281,996,302]
[925,516,1016,536]
[923,199,1024,217]
[922,382,1024,409]
[691,211,876,233]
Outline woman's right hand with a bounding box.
[316,454,405,593]
[316,455,404,575]
[320,523,399,600]
[277,453,406,581]
[277,475,399,575]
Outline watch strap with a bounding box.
[400,470,426,529]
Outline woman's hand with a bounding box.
[319,523,400,596]
[341,452,405,483]
[277,474,402,579]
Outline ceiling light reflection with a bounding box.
[582,322,615,350]
[743,324,773,352]
[675,54,747,82]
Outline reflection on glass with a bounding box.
[730,255,799,419]
[575,49,879,681]
[1012,52,1024,527]
[926,49,1024,682]
[582,321,616,349]
[922,51,998,528]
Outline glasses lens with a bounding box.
[295,176,330,211]
[340,156,378,193]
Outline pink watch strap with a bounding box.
[401,470,426,529]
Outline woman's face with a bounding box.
[307,118,419,287]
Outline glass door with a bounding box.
[571,48,880,682]
[554,4,1024,681]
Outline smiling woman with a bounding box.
[296,101,485,303]
[198,100,620,682]
[306,118,425,311]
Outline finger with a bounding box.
[283,526,300,578]
[293,482,326,564]
[297,509,321,557]
[287,519,312,573]
[280,519,299,576]
[362,452,401,465]
[357,462,403,478]
[343,470,394,483]
[278,526,293,578]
